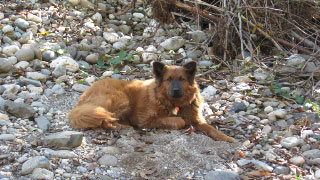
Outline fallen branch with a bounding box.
[291,31,320,52]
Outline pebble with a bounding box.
[160,36,185,50]
[42,50,57,62]
[204,171,239,180]
[14,18,29,30]
[52,64,66,78]
[280,136,304,148]
[302,149,320,159]
[26,72,48,82]
[315,169,320,179]
[273,109,286,119]
[237,159,273,172]
[233,76,251,83]
[72,84,89,92]
[201,85,217,101]
[273,166,290,175]
[187,30,207,43]
[15,48,35,61]
[264,106,273,113]
[43,131,83,148]
[229,102,247,113]
[262,125,272,134]
[85,54,99,64]
[289,156,305,165]
[50,56,79,72]
[198,60,213,67]
[21,156,50,175]
[14,61,30,69]
[35,116,50,131]
[50,150,77,158]
[98,155,118,166]
[133,12,145,19]
[2,45,19,56]
[103,32,119,43]
[101,146,121,154]
[51,84,65,95]
[0,134,15,141]
[0,58,12,73]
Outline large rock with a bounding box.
[205,171,240,180]
[160,36,185,50]
[43,131,83,148]
[280,136,304,148]
[302,149,320,159]
[287,54,306,66]
[15,48,35,62]
[4,101,35,118]
[21,156,50,175]
[50,56,79,72]
[35,116,50,131]
[26,72,48,82]
[0,134,15,141]
[0,58,12,73]
[30,168,54,180]
[14,18,29,30]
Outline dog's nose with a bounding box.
[172,89,182,98]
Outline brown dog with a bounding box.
[69,61,234,142]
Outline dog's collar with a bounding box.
[172,107,180,116]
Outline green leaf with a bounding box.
[113,68,119,74]
[281,94,291,98]
[81,73,88,78]
[234,8,242,13]
[118,50,126,59]
[295,95,304,104]
[274,88,282,94]
[77,80,84,84]
[109,57,122,64]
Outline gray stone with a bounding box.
[4,101,35,118]
[0,58,12,73]
[201,85,217,101]
[50,56,79,72]
[52,64,66,78]
[80,0,95,9]
[26,72,48,82]
[280,136,304,148]
[133,12,144,19]
[273,166,290,175]
[32,59,42,71]
[68,0,80,6]
[0,134,15,141]
[35,116,50,131]
[49,150,77,158]
[21,156,50,175]
[233,76,251,83]
[14,18,29,30]
[287,54,305,66]
[75,51,89,60]
[315,169,320,179]
[289,156,305,165]
[43,131,83,148]
[229,103,247,113]
[18,78,42,87]
[42,50,56,62]
[160,36,185,50]
[254,68,268,81]
[198,60,213,67]
[51,84,65,95]
[113,42,126,50]
[302,149,320,159]
[304,62,317,73]
[119,25,131,34]
[72,84,89,92]
[85,54,99,64]
[77,166,87,173]
[187,30,207,43]
[30,168,54,180]
[103,32,119,43]
[204,171,240,180]
[15,48,35,62]
[275,120,287,128]
[0,86,5,95]
[19,31,33,44]
[98,155,118,166]
[101,147,120,154]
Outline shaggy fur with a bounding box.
[69,61,234,142]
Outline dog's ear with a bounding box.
[183,61,197,84]
[153,61,166,85]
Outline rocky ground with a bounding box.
[0,0,320,179]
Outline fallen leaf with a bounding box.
[238,151,245,157]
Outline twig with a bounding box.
[291,31,320,51]
[238,0,245,59]
[113,0,136,16]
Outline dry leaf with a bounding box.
[238,151,245,157]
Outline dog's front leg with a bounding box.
[179,103,234,142]
[151,117,185,130]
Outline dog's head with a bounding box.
[153,61,197,99]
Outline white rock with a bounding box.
[31,168,54,180]
[14,18,29,29]
[301,130,313,139]
[50,150,78,158]
[113,42,126,50]
[103,71,113,77]
[254,68,268,81]
[92,12,102,23]
[142,45,157,63]
[26,72,48,82]
[0,113,9,121]
[27,14,42,23]
[0,134,15,141]
[15,48,35,61]
[50,56,79,72]
[264,106,273,113]
[289,156,305,165]
[133,12,145,19]
[3,45,20,56]
[8,56,18,65]
[14,61,29,69]
[72,84,89,93]
[267,112,277,121]
[103,32,119,43]
[201,86,217,101]
[287,54,306,66]
[68,0,80,6]
[262,125,272,134]
[101,146,120,154]
[85,54,99,64]
[315,169,320,179]
[2,25,14,33]
[273,109,286,119]
[280,136,304,148]
[160,36,185,51]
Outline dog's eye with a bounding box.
[179,77,185,81]
[167,77,172,81]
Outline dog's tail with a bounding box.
[69,104,118,129]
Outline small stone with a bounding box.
[31,168,54,180]
[43,131,83,148]
[119,25,131,34]
[14,18,29,30]
[264,106,273,113]
[26,72,48,82]
[187,30,207,43]
[315,169,320,179]
[275,120,287,128]
[204,171,239,180]
[267,112,277,121]
[4,101,35,118]
[280,136,304,148]
[27,14,42,23]
[35,116,50,131]
[229,102,247,113]
[103,32,119,43]
[72,84,89,93]
[42,50,56,62]
[15,48,35,62]
[77,166,87,173]
[302,149,320,159]
[273,109,286,119]
[51,84,65,95]
[133,12,144,19]
[2,45,19,56]
[85,54,99,64]
[0,134,15,141]
[98,155,118,166]
[80,0,95,9]
[2,25,14,34]
[92,12,102,23]
[289,156,305,166]
[160,36,185,51]
[50,150,77,158]
[254,68,268,81]
[263,101,279,107]
[237,159,273,172]
[262,125,272,134]
[52,64,66,78]
[273,166,290,175]
[50,56,79,72]
[21,156,50,175]
[68,0,80,6]
[0,58,12,73]
[201,85,217,101]
[301,130,313,139]
[103,71,113,77]
[304,62,317,73]
[287,54,306,66]
[19,78,42,87]
[113,42,126,50]
[233,76,251,83]
[198,60,213,67]
[0,113,9,121]
[101,147,120,154]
